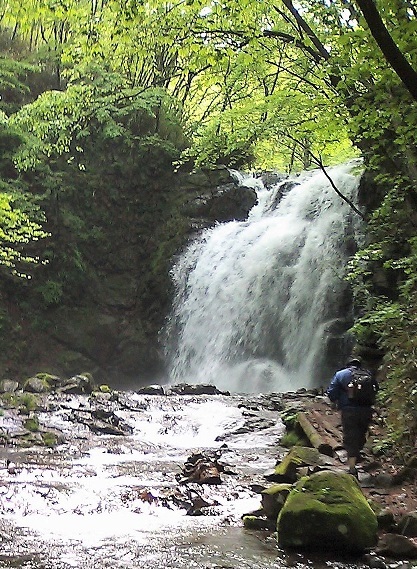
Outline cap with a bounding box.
[346,357,361,367]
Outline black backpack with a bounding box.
[346,367,377,406]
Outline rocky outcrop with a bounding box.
[24,372,96,395]
[180,166,257,231]
[189,182,257,224]
[167,383,230,396]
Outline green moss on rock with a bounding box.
[274,446,335,482]
[242,515,276,530]
[15,392,39,414]
[41,432,59,447]
[261,483,293,519]
[24,416,39,432]
[277,470,378,552]
[23,375,52,393]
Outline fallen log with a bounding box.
[309,410,343,444]
[296,412,340,457]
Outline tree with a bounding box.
[0,120,48,278]
[355,0,417,101]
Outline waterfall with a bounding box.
[165,161,363,393]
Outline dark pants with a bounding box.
[341,407,373,458]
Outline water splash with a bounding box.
[166,162,363,393]
[1,395,280,552]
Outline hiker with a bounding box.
[326,357,379,477]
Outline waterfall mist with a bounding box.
[165,162,363,393]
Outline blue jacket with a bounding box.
[326,366,377,409]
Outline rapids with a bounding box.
[0,391,366,569]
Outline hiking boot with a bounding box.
[348,467,358,479]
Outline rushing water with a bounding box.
[0,392,367,569]
[166,162,363,393]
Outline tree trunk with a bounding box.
[355,0,417,101]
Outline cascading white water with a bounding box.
[166,161,363,393]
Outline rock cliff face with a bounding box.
[0,166,257,388]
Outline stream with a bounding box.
[0,390,367,568]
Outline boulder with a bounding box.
[58,374,96,394]
[23,373,68,394]
[177,451,227,485]
[0,379,19,393]
[24,375,53,393]
[167,383,229,396]
[266,446,337,483]
[277,470,378,553]
[375,508,396,531]
[191,183,258,223]
[136,385,165,395]
[398,511,417,537]
[376,533,417,558]
[261,483,293,519]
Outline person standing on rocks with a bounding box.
[326,357,379,478]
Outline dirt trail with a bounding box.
[301,396,417,517]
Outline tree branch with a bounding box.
[312,154,365,220]
[280,0,331,61]
[354,0,417,101]
[263,29,323,63]
[281,132,365,219]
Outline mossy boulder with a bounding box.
[59,373,96,394]
[277,470,378,553]
[24,374,54,393]
[270,446,336,483]
[242,515,276,530]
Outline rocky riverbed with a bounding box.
[0,375,416,568]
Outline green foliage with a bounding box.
[0,55,38,115]
[0,119,49,279]
[35,280,64,306]
[349,217,417,457]
[11,71,186,170]
[371,436,394,457]
[0,190,49,278]
[2,0,358,170]
[280,408,300,429]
